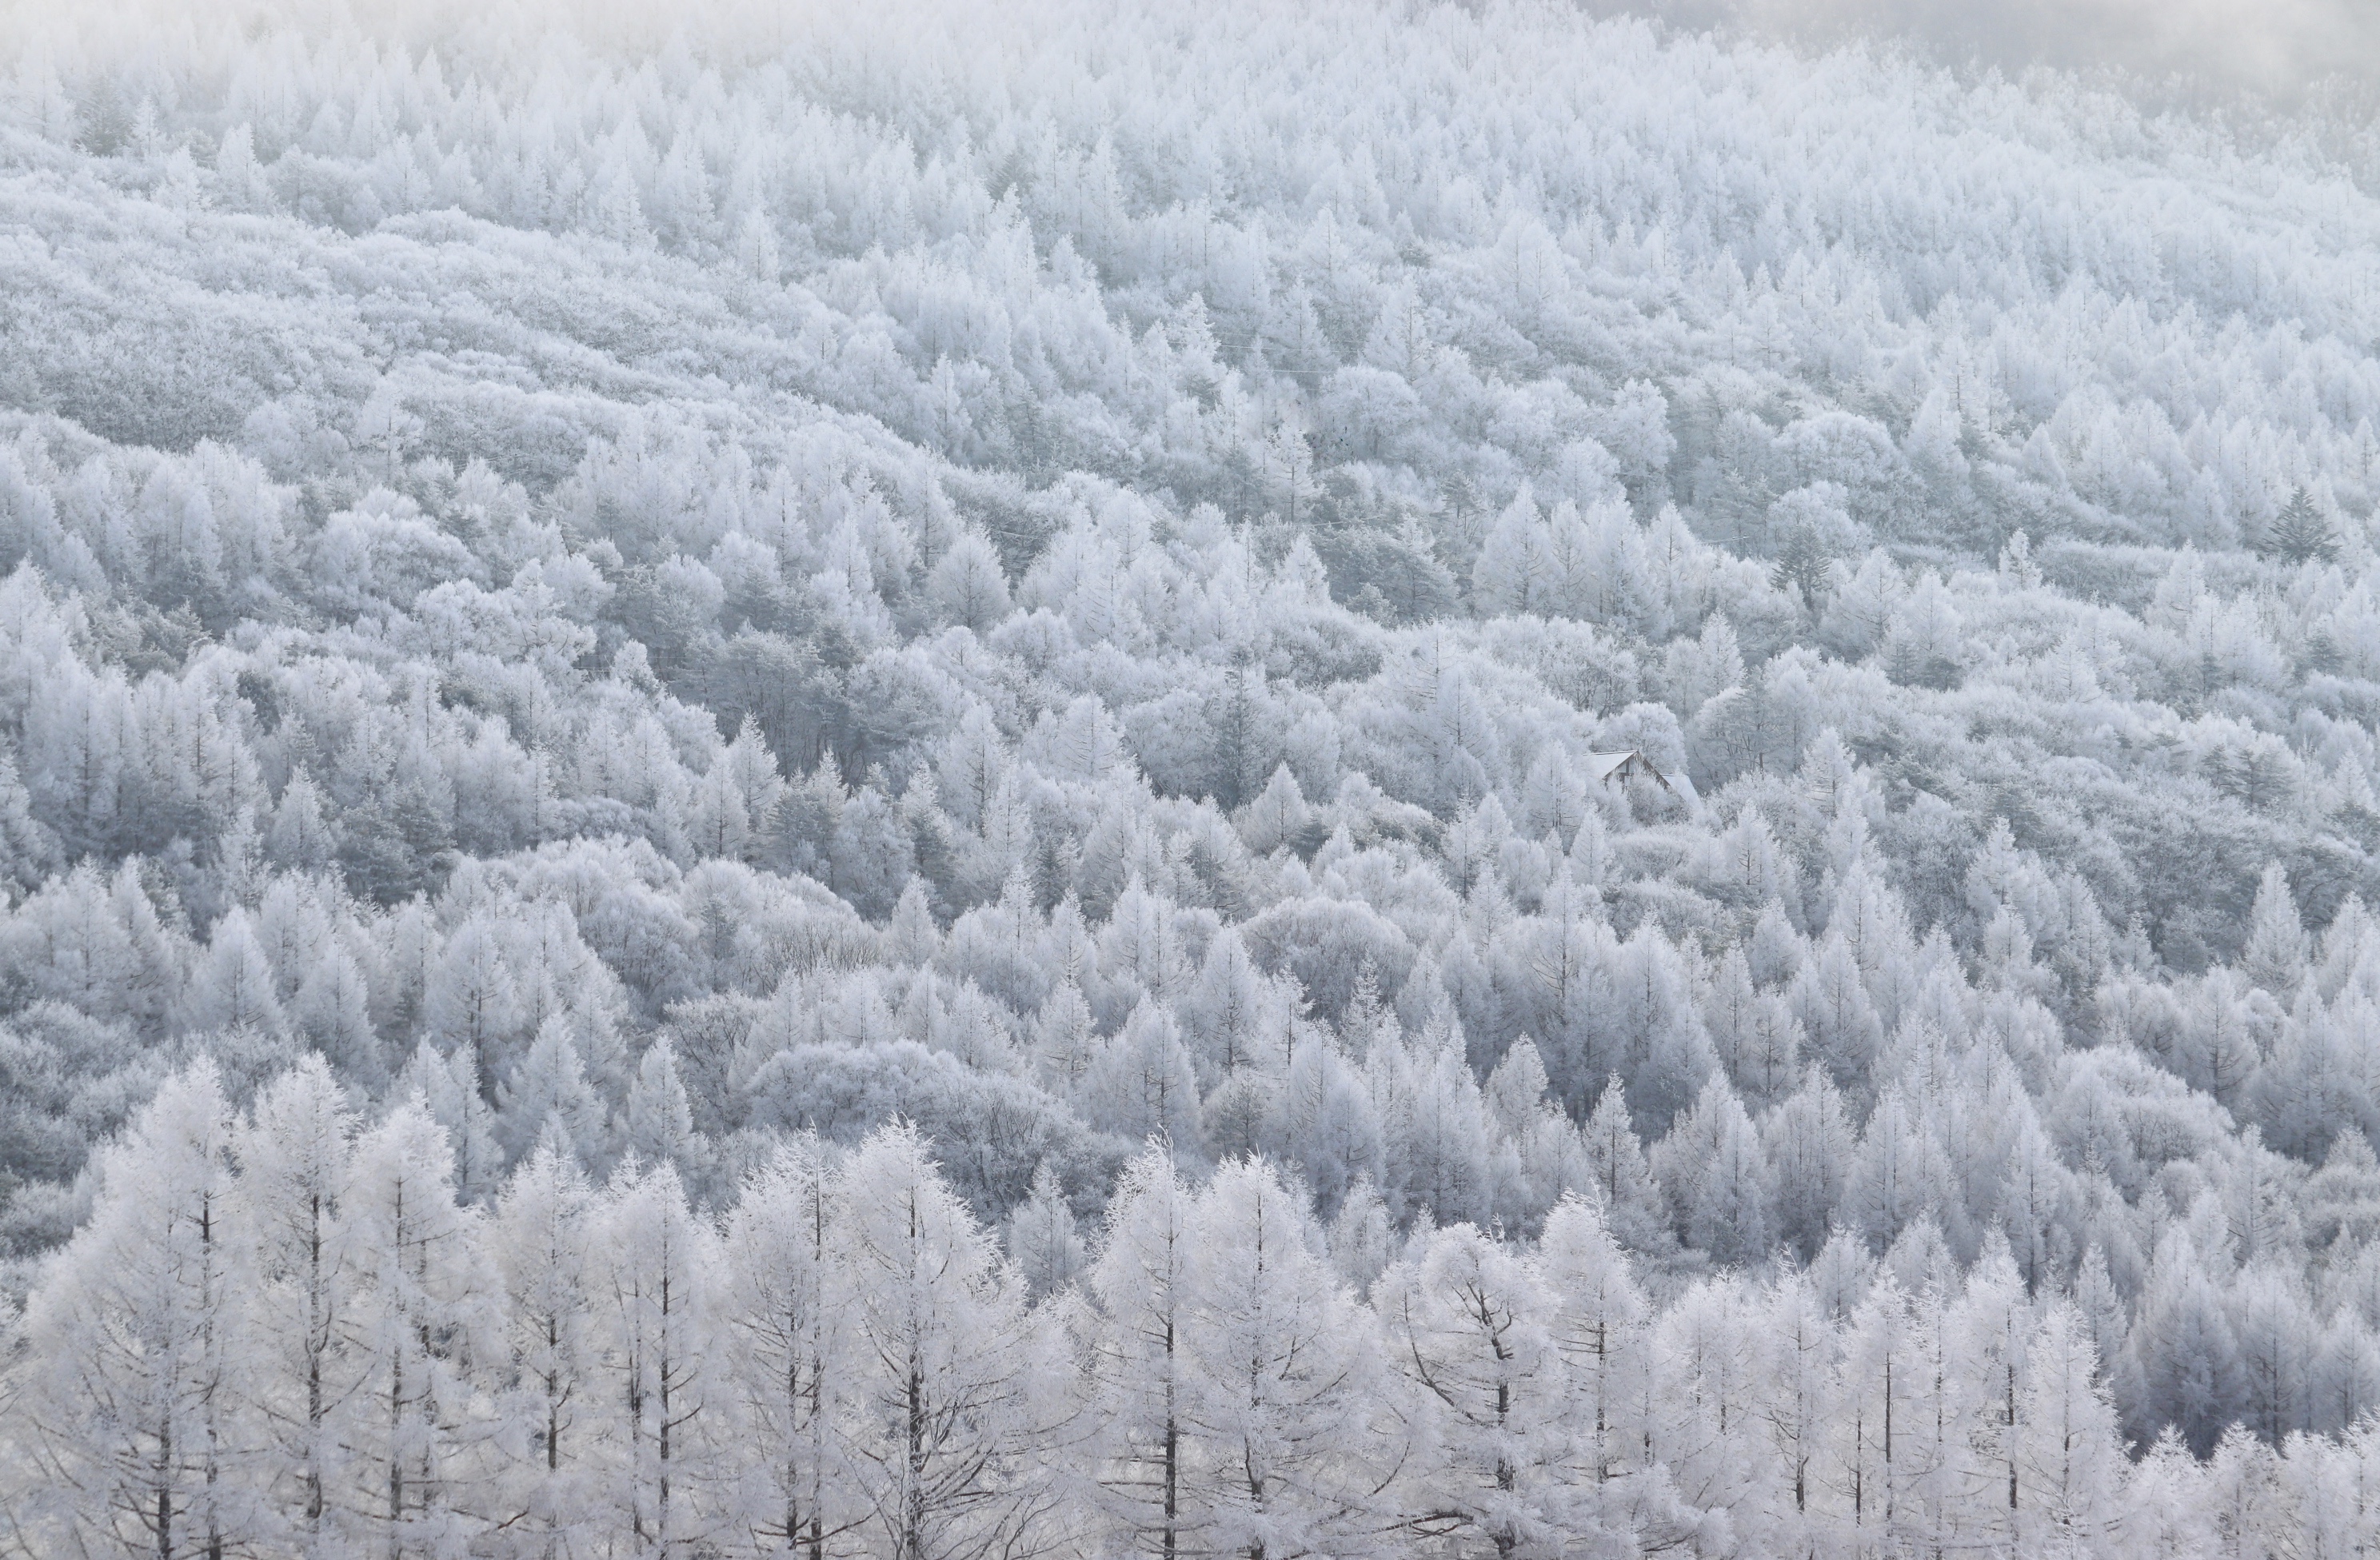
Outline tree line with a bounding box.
[16,1055,2379,1560]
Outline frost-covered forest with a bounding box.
[5,0,2380,1554]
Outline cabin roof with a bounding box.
[1583,749,1699,805]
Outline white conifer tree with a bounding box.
[1085,1143,1201,1560]
[14,1061,250,1560]
[337,1100,494,1557]
[596,1157,721,1556]
[232,1057,357,1557]
[496,1015,609,1166]
[2242,862,2310,996]
[487,1131,602,1558]
[1376,1222,1583,1557]
[1181,1155,1394,1560]
[2015,1299,2125,1556]
[1004,1160,1086,1301]
[1539,1192,1648,1490]
[833,1123,1058,1560]
[625,1038,715,1194]
[717,1135,856,1560]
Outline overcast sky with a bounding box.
[1603,0,2380,100]
[10,0,2377,112]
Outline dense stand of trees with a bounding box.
[14,1064,2380,1558]
[4,0,2380,1552]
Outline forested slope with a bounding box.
[3,1,2380,1553]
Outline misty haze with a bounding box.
[1,1,2378,1555]
[1622,0,2380,102]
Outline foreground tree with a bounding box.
[596,1158,722,1555]
[337,1101,493,1558]
[1377,1222,1580,1557]
[1085,1143,1201,1560]
[717,1135,856,1560]
[232,1058,357,1558]
[485,1131,602,1558]
[833,1124,1061,1560]
[1182,1156,1397,1560]
[13,1062,247,1560]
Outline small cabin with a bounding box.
[1583,750,1699,808]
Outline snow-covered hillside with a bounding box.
[3,1,2380,1552]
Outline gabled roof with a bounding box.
[1583,749,1699,806]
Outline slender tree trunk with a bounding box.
[628,1355,646,1546]
[1883,1358,1894,1530]
[157,1414,174,1560]
[308,1191,326,1531]
[904,1360,926,1560]
[784,1346,802,1557]
[1244,1438,1266,1560]
[658,1271,673,1548]
[2007,1363,2019,1514]
[389,1340,405,1559]
[202,1193,223,1560]
[389,1180,408,1560]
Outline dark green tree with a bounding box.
[1770,526,1835,609]
[2265,487,2337,565]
